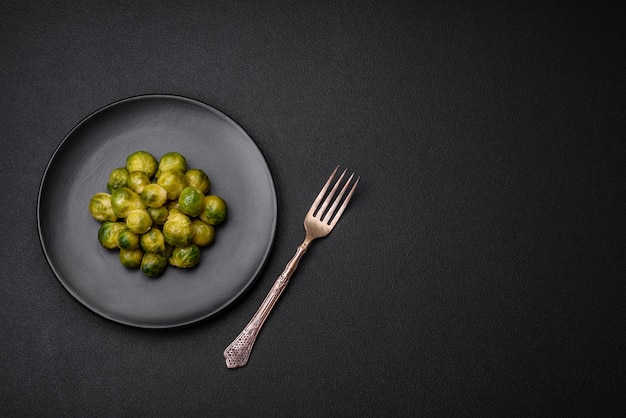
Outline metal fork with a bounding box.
[224,166,359,368]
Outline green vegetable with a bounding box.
[90,151,228,277]
[147,206,168,225]
[126,209,153,234]
[126,151,158,178]
[89,192,117,222]
[126,171,150,194]
[185,169,210,194]
[163,212,194,247]
[116,228,139,250]
[110,187,144,218]
[169,244,201,268]
[199,195,227,225]
[157,169,188,200]
[141,183,168,208]
[141,252,167,277]
[106,167,129,193]
[119,248,143,268]
[164,243,174,258]
[140,227,166,254]
[166,200,182,216]
[97,221,127,249]
[156,151,186,178]
[178,186,204,217]
[191,219,214,247]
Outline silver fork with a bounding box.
[224,166,359,368]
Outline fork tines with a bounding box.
[310,166,359,226]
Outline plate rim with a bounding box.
[37,93,277,328]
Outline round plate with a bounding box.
[37,95,277,328]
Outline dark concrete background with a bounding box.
[1,1,624,416]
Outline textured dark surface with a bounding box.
[1,1,625,416]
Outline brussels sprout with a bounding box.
[163,212,194,247]
[91,150,232,276]
[164,243,174,258]
[199,195,227,225]
[157,169,188,200]
[141,252,167,277]
[119,248,143,268]
[117,228,139,250]
[126,171,150,194]
[191,219,215,247]
[168,209,184,221]
[165,202,183,218]
[141,183,168,208]
[185,169,210,194]
[110,187,144,218]
[126,151,158,178]
[97,221,127,249]
[140,227,166,254]
[147,206,168,225]
[156,151,187,178]
[169,244,201,269]
[166,199,180,210]
[106,167,129,193]
[89,192,117,222]
[126,209,153,234]
[178,186,205,217]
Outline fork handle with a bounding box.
[224,241,309,368]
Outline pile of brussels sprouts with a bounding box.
[88,151,227,277]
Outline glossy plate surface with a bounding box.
[37,95,277,328]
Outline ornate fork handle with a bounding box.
[224,166,359,368]
[224,241,310,368]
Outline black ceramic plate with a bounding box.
[37,95,277,328]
